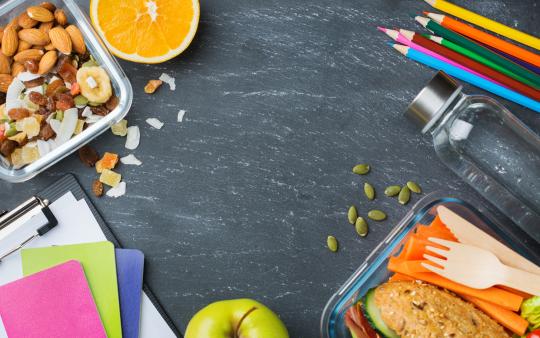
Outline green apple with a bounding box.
[185,298,289,338]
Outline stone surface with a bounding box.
[0,0,538,336]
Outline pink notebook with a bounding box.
[0,260,106,338]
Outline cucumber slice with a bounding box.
[362,288,400,338]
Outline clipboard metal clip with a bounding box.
[0,196,58,263]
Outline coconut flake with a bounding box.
[159,73,176,90]
[49,119,62,134]
[106,181,126,198]
[6,78,26,111]
[146,118,163,129]
[25,85,44,95]
[120,154,142,166]
[177,110,186,122]
[55,108,78,144]
[125,126,140,150]
[85,115,103,124]
[86,76,98,89]
[37,139,51,157]
[17,71,41,82]
[81,106,93,117]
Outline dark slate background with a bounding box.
[1,0,538,337]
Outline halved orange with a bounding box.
[90,0,199,63]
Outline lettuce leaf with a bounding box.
[521,296,540,330]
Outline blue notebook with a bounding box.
[116,249,144,338]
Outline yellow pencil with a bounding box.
[424,0,540,51]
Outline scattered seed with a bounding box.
[355,217,368,237]
[327,235,338,252]
[384,185,401,197]
[399,186,411,205]
[407,181,422,194]
[352,164,370,175]
[368,209,387,221]
[364,182,375,200]
[348,205,358,225]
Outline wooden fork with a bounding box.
[422,237,540,296]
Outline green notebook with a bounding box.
[21,241,123,338]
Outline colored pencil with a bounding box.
[377,28,498,85]
[425,12,540,68]
[423,0,540,50]
[487,47,540,76]
[425,34,539,89]
[415,16,540,88]
[391,44,540,113]
[400,29,540,101]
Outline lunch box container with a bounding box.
[0,0,133,182]
[320,192,540,338]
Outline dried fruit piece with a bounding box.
[45,78,66,97]
[99,168,121,187]
[105,95,119,111]
[55,93,75,111]
[57,57,78,83]
[398,186,411,205]
[38,123,55,140]
[144,79,162,94]
[348,205,357,225]
[21,144,40,164]
[0,140,17,157]
[406,181,422,194]
[24,60,39,73]
[18,28,50,45]
[27,6,54,23]
[2,27,19,56]
[15,116,40,138]
[76,66,112,103]
[78,145,99,166]
[8,108,31,120]
[54,9,67,26]
[355,217,368,237]
[352,164,370,175]
[8,132,27,145]
[90,105,109,116]
[74,94,88,107]
[111,119,128,136]
[364,182,375,200]
[10,148,24,166]
[65,25,86,54]
[384,185,401,197]
[49,26,72,54]
[74,119,85,134]
[367,209,387,221]
[29,91,47,106]
[327,235,338,252]
[92,179,104,197]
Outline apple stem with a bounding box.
[234,306,258,338]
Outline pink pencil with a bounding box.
[377,27,504,87]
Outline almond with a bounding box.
[38,50,57,74]
[27,6,54,23]
[18,12,38,29]
[39,21,53,35]
[65,25,86,55]
[0,74,14,93]
[49,26,71,54]
[17,40,32,53]
[14,48,43,63]
[0,26,4,41]
[1,27,19,56]
[0,53,10,74]
[6,17,20,31]
[11,62,25,77]
[44,42,55,51]
[39,2,56,12]
[18,28,50,46]
[54,9,67,26]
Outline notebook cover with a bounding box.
[21,241,122,338]
[0,260,106,338]
[116,248,144,338]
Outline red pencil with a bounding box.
[399,29,540,101]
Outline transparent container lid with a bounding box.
[0,0,133,182]
[320,192,540,338]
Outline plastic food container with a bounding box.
[0,0,133,182]
[320,192,540,338]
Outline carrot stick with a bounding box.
[388,273,415,282]
[498,285,532,299]
[388,257,433,274]
[387,264,523,311]
[461,294,529,335]
[401,235,448,260]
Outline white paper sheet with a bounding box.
[0,192,176,338]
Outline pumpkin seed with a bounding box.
[399,186,411,205]
[348,206,358,224]
[368,209,387,221]
[407,181,422,194]
[364,182,375,200]
[355,217,368,237]
[352,164,370,175]
[384,185,401,197]
[327,235,338,252]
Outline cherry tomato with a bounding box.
[527,329,540,338]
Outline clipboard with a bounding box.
[0,174,182,338]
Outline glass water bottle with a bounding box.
[405,71,540,242]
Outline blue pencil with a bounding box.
[392,44,540,113]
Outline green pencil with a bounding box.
[415,16,540,88]
[423,34,540,90]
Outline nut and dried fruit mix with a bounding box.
[0,2,118,167]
